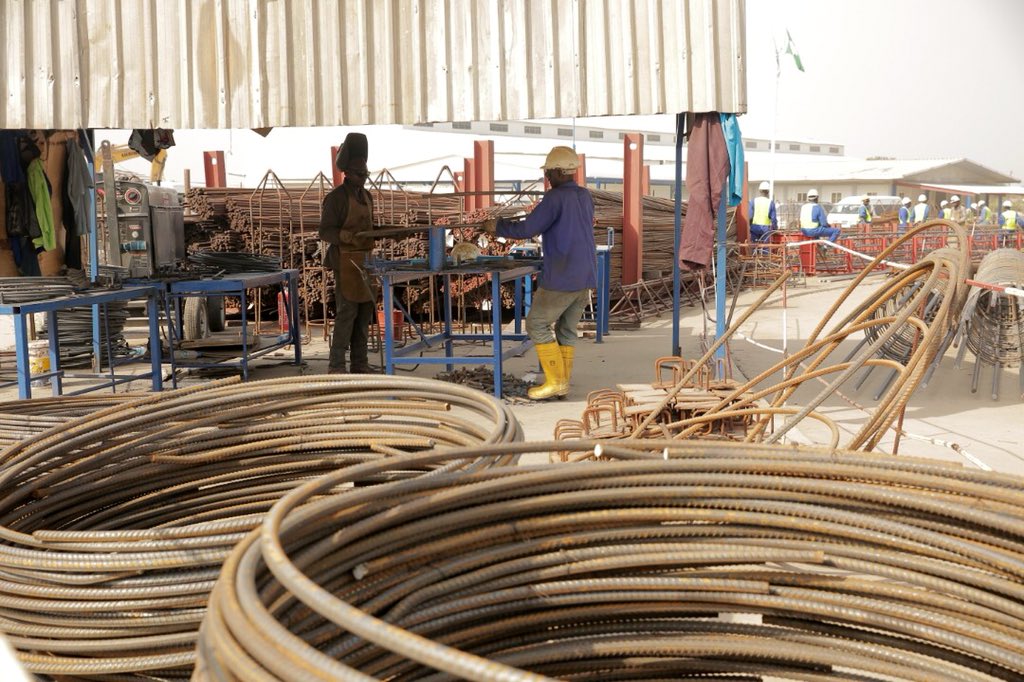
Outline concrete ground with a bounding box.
[4,272,1021,476]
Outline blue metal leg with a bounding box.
[443,274,453,373]
[46,311,62,396]
[383,275,395,375]
[13,314,30,399]
[602,250,611,336]
[288,274,302,364]
[514,278,523,334]
[147,293,163,391]
[240,289,249,380]
[715,189,728,365]
[595,253,605,344]
[491,272,503,398]
[672,112,684,357]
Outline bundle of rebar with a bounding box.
[956,248,1024,397]
[197,440,1024,681]
[625,220,970,453]
[0,276,74,304]
[0,375,521,678]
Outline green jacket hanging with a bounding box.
[26,158,56,251]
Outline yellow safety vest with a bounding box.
[942,208,952,219]
[1002,210,1018,230]
[800,203,818,228]
[913,203,928,222]
[861,205,872,223]
[752,196,772,225]
[978,206,991,223]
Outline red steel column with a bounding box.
[463,157,477,213]
[203,151,226,188]
[641,165,651,196]
[473,140,494,209]
[574,153,587,186]
[330,146,344,186]
[622,133,644,285]
[737,161,750,243]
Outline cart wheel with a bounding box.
[206,296,226,333]
[183,296,209,341]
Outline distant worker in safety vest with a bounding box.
[858,196,873,226]
[976,200,992,225]
[484,146,596,401]
[749,181,778,243]
[913,194,930,224]
[949,195,966,223]
[800,189,840,249]
[999,200,1019,247]
[940,200,951,220]
[897,197,912,232]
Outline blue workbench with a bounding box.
[0,285,163,399]
[163,269,301,384]
[378,262,539,397]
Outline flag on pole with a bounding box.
[784,30,804,72]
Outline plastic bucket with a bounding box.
[28,340,50,375]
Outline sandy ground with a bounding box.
[4,272,1021,475]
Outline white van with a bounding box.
[827,195,904,228]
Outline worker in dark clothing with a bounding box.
[318,133,377,374]
[484,146,596,400]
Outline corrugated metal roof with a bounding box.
[745,158,1018,184]
[1,0,746,130]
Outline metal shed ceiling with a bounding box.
[1,0,746,130]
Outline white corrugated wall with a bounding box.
[0,0,746,129]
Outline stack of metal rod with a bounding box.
[39,299,131,368]
[957,248,1024,398]
[0,394,142,451]
[0,375,520,679]
[197,440,1024,681]
[0,276,74,304]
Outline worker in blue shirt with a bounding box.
[858,196,873,226]
[485,146,597,400]
[975,200,992,225]
[897,197,912,232]
[999,200,1019,246]
[748,181,777,243]
[912,194,930,224]
[940,200,950,219]
[799,189,840,243]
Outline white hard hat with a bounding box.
[1004,200,1013,208]
[901,197,911,205]
[541,146,580,171]
[940,200,948,207]
[977,200,985,206]
[950,194,960,202]
[807,188,819,198]
[917,194,927,202]
[758,181,770,192]
[862,196,870,202]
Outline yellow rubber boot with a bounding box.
[557,345,574,398]
[528,342,566,400]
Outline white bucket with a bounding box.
[28,340,50,375]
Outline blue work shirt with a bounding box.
[497,181,597,291]
[898,206,911,226]
[858,205,872,223]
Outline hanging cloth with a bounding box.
[719,113,744,207]
[681,113,730,269]
[26,158,56,251]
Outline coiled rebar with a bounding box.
[0,375,520,678]
[197,439,1024,681]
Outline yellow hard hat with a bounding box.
[541,146,581,171]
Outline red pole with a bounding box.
[641,165,651,196]
[473,140,494,209]
[330,145,344,187]
[463,157,477,213]
[737,161,750,244]
[623,133,644,284]
[203,151,227,188]
[574,153,587,187]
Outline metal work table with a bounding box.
[377,260,540,397]
[163,269,301,383]
[0,285,163,399]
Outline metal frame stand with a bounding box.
[163,269,301,384]
[378,263,539,397]
[0,285,163,399]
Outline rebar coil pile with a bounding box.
[0,375,520,678]
[958,249,1024,387]
[0,394,141,452]
[197,440,1024,681]
[39,300,131,368]
[631,220,971,452]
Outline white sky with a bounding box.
[111,0,1024,186]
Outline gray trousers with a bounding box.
[330,288,374,371]
[525,287,590,346]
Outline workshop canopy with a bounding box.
[1,0,746,129]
